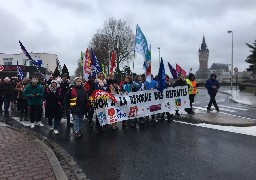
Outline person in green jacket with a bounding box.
[24,78,44,128]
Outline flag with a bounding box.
[168,62,178,80]
[176,63,186,77]
[90,49,102,79]
[31,60,43,67]
[17,61,24,80]
[135,24,151,66]
[158,58,166,93]
[19,41,41,73]
[83,48,91,81]
[19,41,33,60]
[80,51,83,67]
[110,50,116,73]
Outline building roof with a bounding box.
[209,63,229,72]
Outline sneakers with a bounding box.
[49,127,54,131]
[53,130,59,135]
[31,123,35,128]
[36,122,44,127]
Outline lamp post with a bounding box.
[227,30,234,91]
[158,47,160,65]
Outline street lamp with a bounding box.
[227,30,234,91]
[158,47,160,65]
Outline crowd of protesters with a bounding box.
[0,72,220,139]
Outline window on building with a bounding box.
[22,59,29,66]
[3,58,13,65]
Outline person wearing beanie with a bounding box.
[24,78,44,128]
[185,73,198,115]
[65,77,87,139]
[44,80,63,134]
[2,77,14,117]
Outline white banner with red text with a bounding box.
[94,86,189,125]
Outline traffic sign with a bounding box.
[0,65,4,71]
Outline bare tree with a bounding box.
[90,17,135,79]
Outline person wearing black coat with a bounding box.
[2,77,14,117]
[60,74,71,126]
[65,77,87,139]
[44,80,63,134]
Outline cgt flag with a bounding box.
[110,50,116,73]
[83,48,91,81]
[176,63,186,77]
[158,57,166,93]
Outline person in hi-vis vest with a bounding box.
[185,73,198,115]
[65,77,87,139]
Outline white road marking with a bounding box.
[174,120,256,137]
[218,105,248,111]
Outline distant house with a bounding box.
[0,53,61,80]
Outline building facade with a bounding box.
[0,53,59,79]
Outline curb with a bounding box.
[178,115,256,127]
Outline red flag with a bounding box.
[110,50,116,73]
[176,64,186,77]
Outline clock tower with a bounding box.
[196,36,209,78]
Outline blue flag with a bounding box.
[135,25,151,66]
[17,61,24,80]
[31,60,43,67]
[90,49,102,79]
[158,58,166,93]
[19,41,42,69]
[168,62,178,80]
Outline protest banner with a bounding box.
[94,86,189,125]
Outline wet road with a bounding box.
[3,89,256,180]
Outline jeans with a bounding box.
[3,96,11,115]
[29,105,43,123]
[72,114,84,133]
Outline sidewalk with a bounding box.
[219,88,256,106]
[0,122,67,180]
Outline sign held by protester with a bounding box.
[94,86,189,125]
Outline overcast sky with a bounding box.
[1,0,256,76]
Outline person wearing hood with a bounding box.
[65,77,87,139]
[205,74,220,112]
[44,80,63,134]
[185,73,198,114]
[24,78,44,128]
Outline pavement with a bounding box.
[0,122,67,180]
[219,87,256,107]
[177,87,256,127]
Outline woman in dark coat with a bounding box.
[44,80,62,134]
